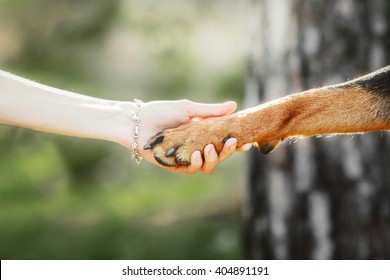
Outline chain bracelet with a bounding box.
[131,99,143,164]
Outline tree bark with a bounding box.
[244,0,390,259]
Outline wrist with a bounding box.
[108,99,149,153]
[107,100,135,149]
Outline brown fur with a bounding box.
[145,66,390,166]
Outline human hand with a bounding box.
[138,100,251,174]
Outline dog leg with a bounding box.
[146,66,390,166]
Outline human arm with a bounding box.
[0,70,248,173]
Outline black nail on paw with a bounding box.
[154,135,165,145]
[143,143,152,150]
[166,146,178,157]
[144,134,165,150]
[222,135,232,144]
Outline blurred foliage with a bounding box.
[0,0,246,259]
[1,0,118,66]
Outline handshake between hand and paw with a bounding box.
[144,110,280,167]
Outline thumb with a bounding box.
[186,101,237,118]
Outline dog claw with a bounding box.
[143,143,152,150]
[222,135,232,144]
[144,133,165,150]
[166,146,178,157]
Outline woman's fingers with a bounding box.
[162,139,253,174]
[237,143,253,152]
[185,101,237,118]
[166,150,203,174]
[200,144,219,174]
[218,138,237,162]
[200,138,242,174]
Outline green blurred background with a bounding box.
[0,0,248,259]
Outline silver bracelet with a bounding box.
[131,99,143,164]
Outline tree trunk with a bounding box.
[244,0,390,259]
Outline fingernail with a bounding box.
[229,139,238,150]
[242,143,252,151]
[194,150,201,160]
[205,144,214,155]
[222,135,232,144]
[223,101,235,105]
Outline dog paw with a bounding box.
[144,118,237,166]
